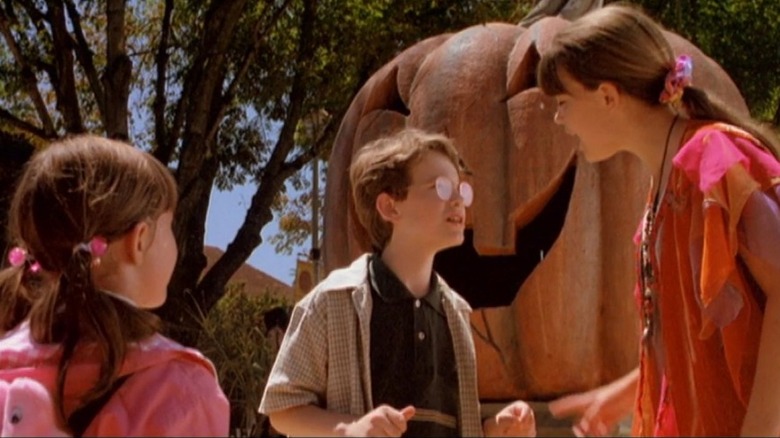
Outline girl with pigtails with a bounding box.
[0,135,228,436]
[536,4,780,437]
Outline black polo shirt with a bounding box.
[368,254,460,437]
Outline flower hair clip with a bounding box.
[74,236,109,257]
[7,247,41,274]
[659,55,693,105]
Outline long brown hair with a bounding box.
[0,135,178,428]
[537,3,780,157]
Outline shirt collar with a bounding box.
[368,254,443,313]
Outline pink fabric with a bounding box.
[0,322,229,436]
[652,376,678,436]
[674,124,780,193]
[740,187,780,269]
[0,377,69,436]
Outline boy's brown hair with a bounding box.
[350,128,465,251]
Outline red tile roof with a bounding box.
[203,246,293,301]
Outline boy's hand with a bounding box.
[483,400,536,437]
[341,405,415,437]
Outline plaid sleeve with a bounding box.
[259,292,328,414]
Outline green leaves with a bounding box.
[195,286,290,434]
[627,0,780,124]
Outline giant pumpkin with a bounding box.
[322,13,748,401]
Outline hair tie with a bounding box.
[74,236,108,257]
[7,247,41,273]
[659,55,693,105]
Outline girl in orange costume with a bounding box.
[537,4,780,436]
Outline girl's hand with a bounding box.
[548,369,638,437]
[483,400,536,437]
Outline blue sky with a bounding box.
[205,183,304,286]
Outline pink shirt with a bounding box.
[0,322,229,436]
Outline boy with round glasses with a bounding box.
[259,128,536,437]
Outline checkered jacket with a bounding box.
[259,254,483,436]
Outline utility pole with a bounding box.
[310,156,320,284]
[304,108,328,285]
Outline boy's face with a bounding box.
[388,151,469,253]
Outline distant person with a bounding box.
[259,307,290,438]
[263,306,290,358]
[259,128,536,437]
[536,4,780,436]
[0,135,229,436]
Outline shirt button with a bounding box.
[414,299,421,308]
[418,331,426,341]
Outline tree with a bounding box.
[626,0,780,126]
[0,0,523,344]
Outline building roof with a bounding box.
[203,245,293,302]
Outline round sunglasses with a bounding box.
[434,176,474,207]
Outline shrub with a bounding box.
[195,284,290,437]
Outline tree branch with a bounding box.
[204,0,294,144]
[153,0,174,155]
[12,0,47,23]
[197,0,320,311]
[0,108,49,139]
[101,0,131,139]
[281,107,344,172]
[163,0,252,318]
[259,0,318,179]
[154,72,189,165]
[175,0,249,191]
[63,0,106,121]
[46,0,84,133]
[0,7,55,136]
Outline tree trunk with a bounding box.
[102,0,131,140]
[155,0,249,345]
[0,131,36,252]
[157,156,218,345]
[47,1,84,133]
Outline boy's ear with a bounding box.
[376,193,399,222]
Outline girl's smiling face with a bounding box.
[553,68,621,163]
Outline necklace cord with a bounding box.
[652,114,679,213]
[640,114,679,342]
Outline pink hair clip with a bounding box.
[7,247,41,273]
[89,236,108,257]
[8,247,27,267]
[75,236,108,257]
[659,55,693,105]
